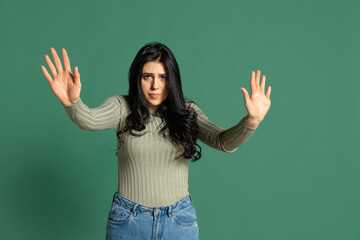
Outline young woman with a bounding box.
[41,42,271,240]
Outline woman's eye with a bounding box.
[161,76,167,80]
[144,75,151,79]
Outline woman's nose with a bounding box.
[151,78,159,89]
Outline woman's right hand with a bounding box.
[41,47,81,106]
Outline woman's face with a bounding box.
[141,61,168,110]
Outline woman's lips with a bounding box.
[149,94,160,99]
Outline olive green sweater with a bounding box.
[64,95,256,207]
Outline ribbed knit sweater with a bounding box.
[64,95,256,207]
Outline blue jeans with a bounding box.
[106,191,200,240]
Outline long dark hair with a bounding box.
[116,42,202,162]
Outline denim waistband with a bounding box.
[112,191,193,216]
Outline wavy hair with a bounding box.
[116,42,202,162]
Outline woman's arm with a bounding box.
[189,69,272,153]
[64,95,124,131]
[189,102,256,153]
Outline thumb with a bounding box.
[73,66,80,85]
[241,87,250,104]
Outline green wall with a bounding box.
[1,0,359,239]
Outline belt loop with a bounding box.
[167,205,172,217]
[132,204,138,216]
[153,207,157,216]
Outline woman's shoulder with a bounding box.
[184,98,202,112]
[184,98,196,108]
[184,99,206,118]
[112,94,128,103]
[109,95,131,116]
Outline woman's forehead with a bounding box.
[142,61,166,73]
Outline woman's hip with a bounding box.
[106,191,199,240]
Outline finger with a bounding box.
[260,75,266,94]
[44,54,57,77]
[73,66,81,85]
[266,86,272,98]
[255,70,261,89]
[241,87,250,104]
[250,70,256,92]
[50,47,64,73]
[41,65,53,84]
[62,48,71,72]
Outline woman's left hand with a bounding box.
[240,70,272,129]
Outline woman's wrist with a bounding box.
[243,115,261,129]
[62,98,79,106]
[66,97,80,105]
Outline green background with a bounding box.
[1,0,359,239]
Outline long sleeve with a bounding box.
[189,102,257,153]
[63,95,123,131]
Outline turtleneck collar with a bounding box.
[149,108,158,116]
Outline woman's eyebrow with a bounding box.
[142,72,167,75]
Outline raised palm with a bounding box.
[41,48,81,106]
[241,70,272,127]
